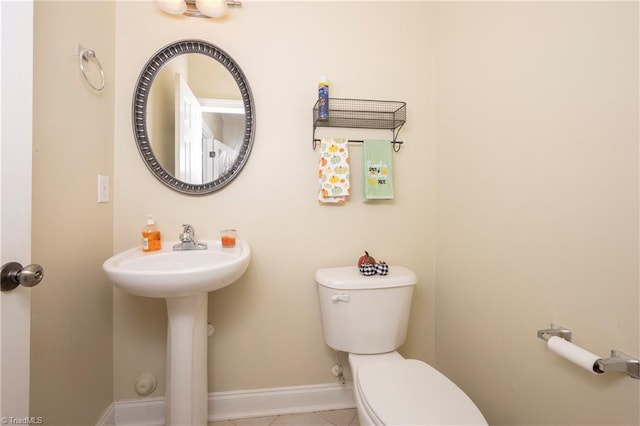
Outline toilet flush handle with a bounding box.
[331,294,350,303]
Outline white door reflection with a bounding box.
[176,73,203,183]
[175,74,244,184]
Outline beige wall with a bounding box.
[113,0,436,398]
[27,1,638,425]
[434,2,639,425]
[31,1,114,425]
[112,2,640,423]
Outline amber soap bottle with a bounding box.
[142,215,161,252]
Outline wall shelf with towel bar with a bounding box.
[312,98,406,152]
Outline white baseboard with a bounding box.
[96,403,116,426]
[110,382,355,426]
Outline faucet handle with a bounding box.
[173,224,207,250]
[179,224,195,242]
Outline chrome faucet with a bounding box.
[173,224,208,251]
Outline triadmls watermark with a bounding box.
[1,417,44,425]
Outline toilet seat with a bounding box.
[356,359,487,426]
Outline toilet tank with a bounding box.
[316,266,417,354]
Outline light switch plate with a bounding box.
[98,175,109,203]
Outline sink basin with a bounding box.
[103,239,251,425]
[103,239,250,298]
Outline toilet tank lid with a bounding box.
[315,266,417,290]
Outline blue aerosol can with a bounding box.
[318,77,329,121]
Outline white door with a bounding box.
[202,125,214,182]
[175,74,203,184]
[0,0,34,419]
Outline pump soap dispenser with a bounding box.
[142,215,161,252]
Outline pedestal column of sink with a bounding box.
[102,240,251,425]
[165,293,209,426]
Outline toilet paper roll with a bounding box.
[547,336,602,374]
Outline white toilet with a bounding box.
[316,266,487,426]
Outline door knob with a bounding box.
[1,262,44,292]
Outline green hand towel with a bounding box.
[363,139,394,200]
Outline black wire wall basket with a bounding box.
[312,98,407,152]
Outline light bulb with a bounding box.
[155,0,187,15]
[196,0,228,18]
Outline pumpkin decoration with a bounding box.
[375,261,389,275]
[356,251,390,276]
[358,251,377,276]
[359,263,377,276]
[358,251,376,267]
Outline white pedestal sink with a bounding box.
[103,240,250,425]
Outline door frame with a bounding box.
[0,0,34,418]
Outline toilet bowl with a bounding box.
[316,266,487,426]
[350,353,486,425]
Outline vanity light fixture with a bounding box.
[155,0,241,18]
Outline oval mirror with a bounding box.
[132,40,255,195]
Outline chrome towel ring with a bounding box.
[78,44,104,92]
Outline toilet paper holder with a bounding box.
[537,323,640,379]
[537,322,573,342]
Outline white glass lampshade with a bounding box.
[195,0,228,18]
[155,0,187,15]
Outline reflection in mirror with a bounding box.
[133,40,255,195]
[148,54,244,184]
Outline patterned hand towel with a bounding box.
[363,139,394,200]
[318,137,350,204]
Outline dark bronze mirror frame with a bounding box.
[132,39,255,195]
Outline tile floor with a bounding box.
[209,408,359,426]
